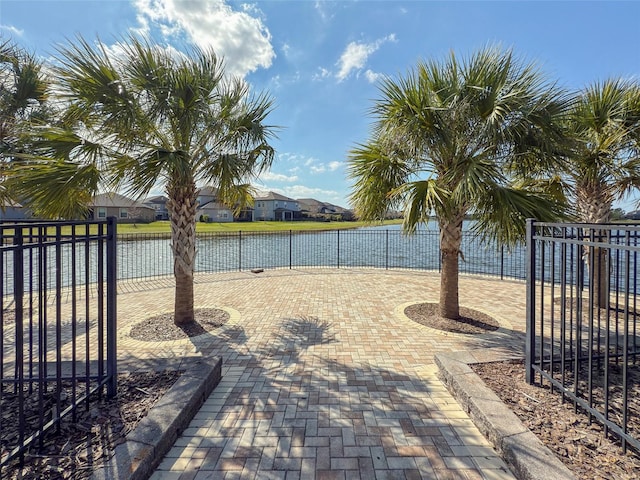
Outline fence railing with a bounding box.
[526,220,640,452]
[0,219,117,469]
[110,228,527,285]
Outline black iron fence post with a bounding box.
[238,230,242,271]
[337,230,340,268]
[289,230,292,269]
[13,225,25,452]
[525,218,536,384]
[385,229,389,270]
[106,217,118,397]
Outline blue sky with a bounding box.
[2,1,640,209]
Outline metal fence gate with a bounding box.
[526,219,640,452]
[0,218,117,468]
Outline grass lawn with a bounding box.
[5,219,402,237]
[118,219,402,234]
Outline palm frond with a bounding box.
[474,183,568,246]
[348,140,414,221]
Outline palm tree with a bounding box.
[12,35,276,325]
[564,79,640,306]
[0,38,50,206]
[349,47,570,320]
[569,79,640,223]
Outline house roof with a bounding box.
[297,198,350,214]
[254,191,297,202]
[92,192,153,210]
[144,195,168,204]
[198,186,219,197]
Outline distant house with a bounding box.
[196,187,234,223]
[143,195,169,220]
[89,193,155,223]
[625,210,640,221]
[297,198,354,221]
[254,192,301,221]
[0,200,32,221]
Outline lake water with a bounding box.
[1,224,527,296]
[6,222,640,296]
[116,223,526,281]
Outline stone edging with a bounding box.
[434,352,576,480]
[395,301,513,338]
[91,356,222,480]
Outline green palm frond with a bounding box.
[349,45,569,236]
[474,183,568,246]
[348,140,414,221]
[566,78,640,220]
[12,34,277,218]
[395,180,449,233]
[8,157,101,218]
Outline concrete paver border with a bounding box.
[435,352,576,480]
[91,356,222,480]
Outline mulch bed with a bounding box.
[406,302,640,478]
[404,302,500,334]
[473,360,640,480]
[3,309,229,479]
[2,370,181,480]
[129,308,229,341]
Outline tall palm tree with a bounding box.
[565,79,640,306]
[349,47,570,320]
[0,38,50,206]
[12,35,276,325]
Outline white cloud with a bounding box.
[278,153,341,176]
[258,171,298,182]
[336,34,396,82]
[314,1,334,22]
[132,0,275,77]
[364,69,383,84]
[0,25,24,37]
[261,184,340,202]
[312,67,331,81]
[328,161,343,172]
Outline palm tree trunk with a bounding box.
[576,184,611,308]
[167,180,198,326]
[439,212,464,319]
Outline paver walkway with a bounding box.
[116,269,529,480]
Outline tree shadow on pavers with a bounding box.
[251,316,337,365]
[183,324,249,357]
[196,319,508,479]
[464,328,527,359]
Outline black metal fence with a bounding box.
[113,228,526,284]
[0,219,117,468]
[526,220,640,452]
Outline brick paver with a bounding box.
[120,269,526,479]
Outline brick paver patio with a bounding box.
[117,269,527,479]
